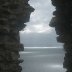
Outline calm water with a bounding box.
[20,47,66,72]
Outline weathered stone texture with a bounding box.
[50,0,72,72]
[0,0,34,72]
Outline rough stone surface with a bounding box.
[0,0,34,72]
[50,0,72,72]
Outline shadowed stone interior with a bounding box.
[50,0,72,72]
[0,0,34,72]
[0,0,72,72]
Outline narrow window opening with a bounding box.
[20,0,66,72]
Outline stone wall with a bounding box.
[0,0,34,72]
[50,0,72,72]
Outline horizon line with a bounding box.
[24,46,63,49]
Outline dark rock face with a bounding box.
[50,0,72,72]
[0,0,34,72]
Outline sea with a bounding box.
[19,47,66,72]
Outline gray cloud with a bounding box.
[20,0,62,47]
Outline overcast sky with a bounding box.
[20,0,63,47]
